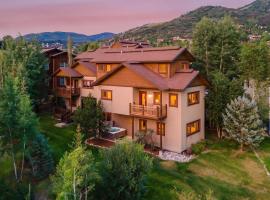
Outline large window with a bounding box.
[83,80,93,88]
[101,90,112,100]
[186,120,200,136]
[157,122,165,136]
[169,93,178,107]
[158,64,168,75]
[139,119,147,132]
[153,92,161,105]
[188,91,200,106]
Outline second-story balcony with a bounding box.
[129,103,167,120]
[56,87,80,98]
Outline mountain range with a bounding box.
[23,32,114,44]
[120,0,270,41]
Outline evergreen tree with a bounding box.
[28,133,54,179]
[73,95,108,139]
[223,96,265,151]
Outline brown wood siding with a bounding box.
[74,63,96,77]
[97,63,119,78]
[101,67,157,89]
[144,63,170,78]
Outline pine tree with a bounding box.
[28,133,54,180]
[223,96,265,151]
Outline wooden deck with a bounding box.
[86,138,160,156]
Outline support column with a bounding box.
[132,117,135,140]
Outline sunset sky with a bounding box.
[0,0,255,38]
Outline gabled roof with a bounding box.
[75,46,194,63]
[72,61,96,73]
[51,51,76,57]
[92,62,203,91]
[54,67,82,78]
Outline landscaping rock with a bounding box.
[159,150,193,163]
[54,122,68,128]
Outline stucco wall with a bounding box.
[94,85,134,116]
[180,86,206,151]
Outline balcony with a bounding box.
[56,87,80,98]
[129,103,167,120]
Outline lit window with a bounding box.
[182,63,189,69]
[157,122,165,136]
[169,93,178,107]
[139,119,147,131]
[187,120,200,136]
[153,92,161,105]
[105,64,111,72]
[158,64,167,74]
[188,91,200,106]
[83,80,93,88]
[101,90,112,100]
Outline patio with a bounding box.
[86,137,160,156]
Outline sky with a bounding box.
[0,0,255,38]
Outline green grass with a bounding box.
[3,114,270,200]
[38,113,75,161]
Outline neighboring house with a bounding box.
[53,45,208,153]
[42,48,75,92]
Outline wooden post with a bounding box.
[160,121,163,150]
[160,91,163,117]
[129,103,132,115]
[132,117,134,140]
[70,76,72,113]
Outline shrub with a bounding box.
[135,129,155,149]
[95,141,153,200]
[191,141,206,155]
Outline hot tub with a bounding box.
[107,127,127,139]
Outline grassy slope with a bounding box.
[37,115,270,200]
[20,114,270,199]
[38,114,75,162]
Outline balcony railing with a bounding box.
[129,103,167,119]
[56,87,80,98]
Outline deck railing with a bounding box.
[129,103,167,119]
[56,87,80,98]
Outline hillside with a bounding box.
[23,31,115,44]
[121,0,270,41]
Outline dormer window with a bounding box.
[98,64,112,72]
[158,64,168,75]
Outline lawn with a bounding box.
[37,114,270,200]
[2,114,270,200]
[38,113,76,161]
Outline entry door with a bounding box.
[139,91,147,106]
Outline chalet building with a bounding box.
[53,46,208,153]
[42,48,75,91]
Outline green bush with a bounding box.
[95,141,153,200]
[191,140,207,155]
